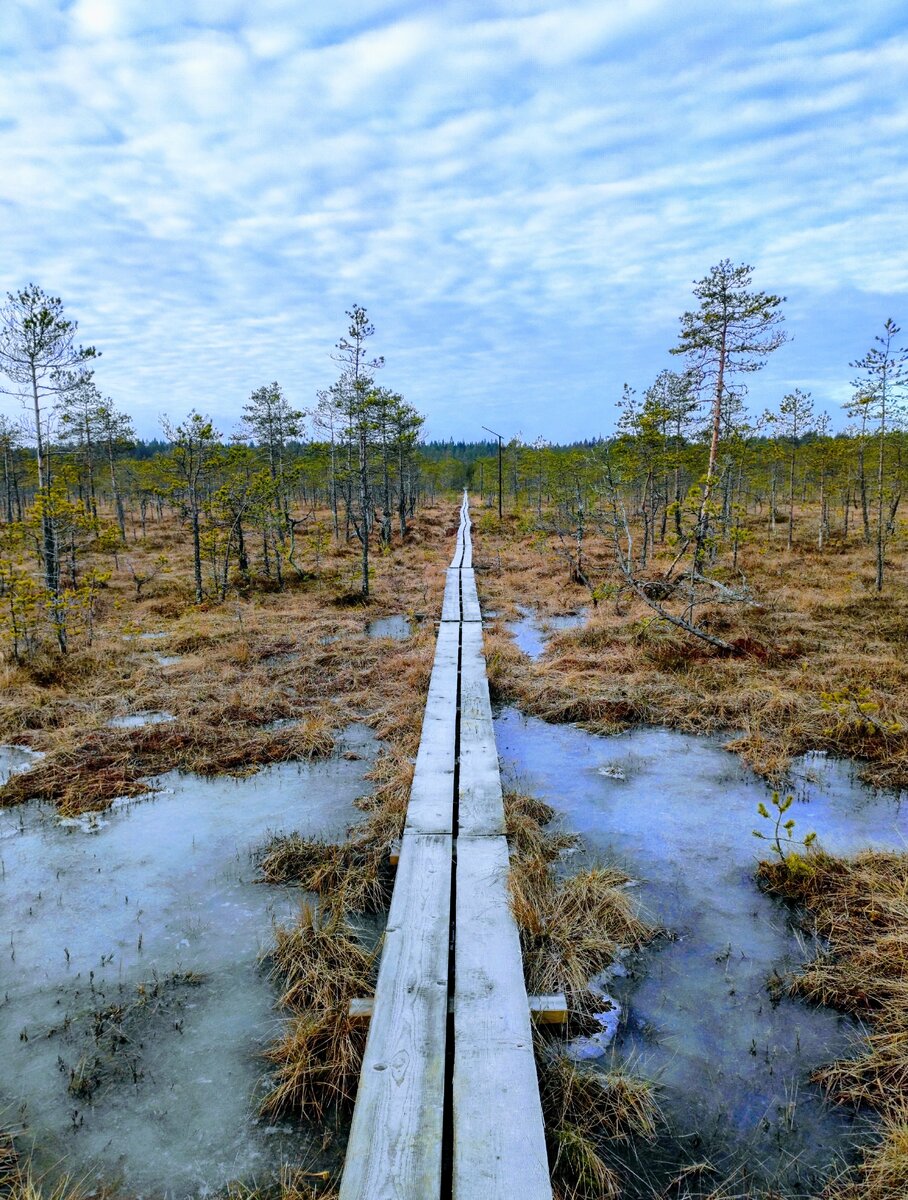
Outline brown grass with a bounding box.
[506,791,656,998]
[259,905,376,1123]
[501,785,664,1197]
[759,850,908,1199]
[267,905,376,1013]
[0,503,449,814]
[258,747,413,914]
[540,1051,660,1200]
[474,505,908,791]
[225,1164,338,1200]
[260,1009,368,1123]
[505,785,655,999]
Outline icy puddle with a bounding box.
[496,708,908,1195]
[0,744,45,787]
[107,710,176,729]
[0,725,377,1198]
[366,614,412,640]
[506,605,587,660]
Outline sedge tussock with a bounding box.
[260,1012,367,1122]
[259,907,375,1122]
[502,784,661,1195]
[540,1053,659,1200]
[224,1163,338,1200]
[268,905,375,1013]
[258,835,391,914]
[512,860,654,997]
[758,850,908,1199]
[0,1137,88,1200]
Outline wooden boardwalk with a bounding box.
[339,493,552,1200]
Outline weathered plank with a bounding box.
[342,492,551,1200]
[349,994,567,1024]
[339,831,452,1200]
[459,494,473,569]
[406,623,458,834]
[453,834,552,1199]
[458,623,505,837]
[459,569,482,622]
[441,569,462,622]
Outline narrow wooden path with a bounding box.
[339,493,552,1200]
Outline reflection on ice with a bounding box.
[0,725,377,1197]
[496,708,905,1194]
[506,605,587,660]
[366,615,412,640]
[107,710,176,728]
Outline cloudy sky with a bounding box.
[1,1,907,442]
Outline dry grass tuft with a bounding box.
[258,749,414,915]
[259,835,391,914]
[540,1052,659,1200]
[225,1164,339,1200]
[512,859,655,997]
[260,1011,368,1123]
[759,849,908,1200]
[268,905,376,1013]
[260,908,377,1123]
[504,787,575,865]
[502,781,663,1195]
[0,1136,88,1200]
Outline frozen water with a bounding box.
[366,615,412,640]
[0,724,377,1197]
[496,708,903,1194]
[0,744,45,787]
[506,605,587,660]
[107,710,176,729]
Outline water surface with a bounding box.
[366,615,412,640]
[506,605,587,660]
[495,709,905,1194]
[0,725,377,1198]
[107,710,176,729]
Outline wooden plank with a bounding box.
[405,623,458,835]
[459,623,491,722]
[441,569,462,623]
[458,624,505,837]
[453,834,552,1200]
[351,994,567,1024]
[529,995,568,1024]
[459,570,481,622]
[459,493,473,569]
[339,831,452,1200]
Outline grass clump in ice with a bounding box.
[759,849,908,1200]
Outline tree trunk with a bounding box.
[858,439,870,543]
[191,497,203,603]
[359,428,370,596]
[875,413,886,592]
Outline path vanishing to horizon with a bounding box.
[339,492,552,1200]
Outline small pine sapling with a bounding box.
[753,790,817,860]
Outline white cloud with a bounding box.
[0,0,906,440]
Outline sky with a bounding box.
[1,0,907,443]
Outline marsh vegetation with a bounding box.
[1,274,907,1198]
